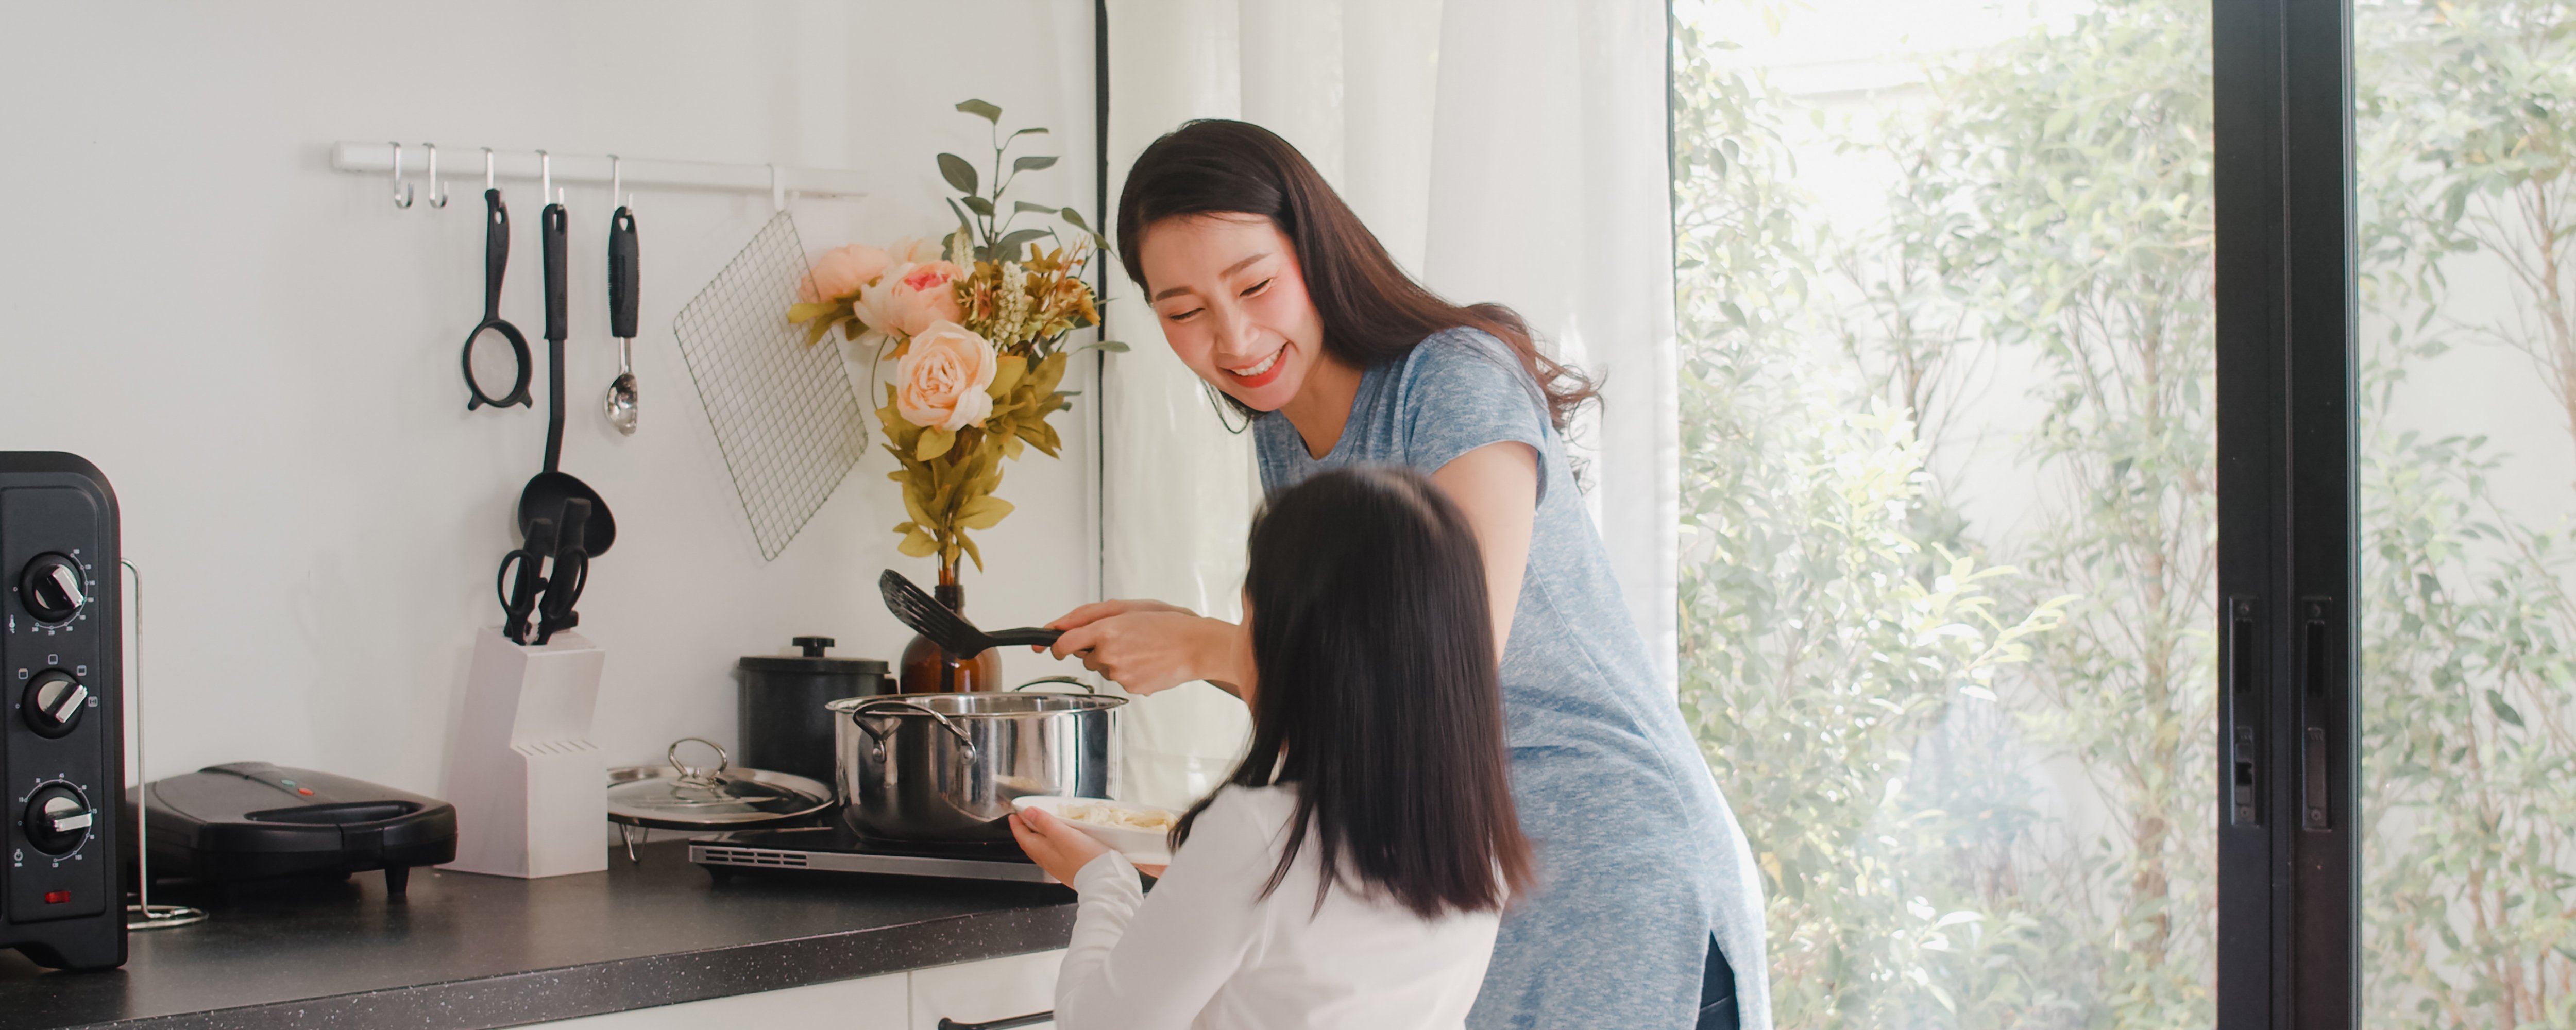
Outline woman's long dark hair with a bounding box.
[1170,466,1534,918]
[1116,119,1599,432]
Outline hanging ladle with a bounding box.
[517,152,617,555]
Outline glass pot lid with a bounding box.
[606,737,833,830]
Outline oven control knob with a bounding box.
[20,554,87,624]
[22,783,93,856]
[22,670,86,737]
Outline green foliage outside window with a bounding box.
[2358,1,2576,1025]
[1674,0,2576,1025]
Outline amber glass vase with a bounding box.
[897,566,1003,693]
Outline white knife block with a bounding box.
[444,627,607,878]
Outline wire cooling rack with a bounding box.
[672,211,869,560]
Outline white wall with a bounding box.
[0,1,1106,795]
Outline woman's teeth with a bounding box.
[1228,350,1282,378]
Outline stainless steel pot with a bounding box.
[827,685,1124,842]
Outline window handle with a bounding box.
[2301,598,2333,832]
[2227,596,2261,827]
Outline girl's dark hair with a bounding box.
[1116,118,1599,432]
[1171,465,1534,917]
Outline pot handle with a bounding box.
[847,698,977,760]
[1010,675,1097,694]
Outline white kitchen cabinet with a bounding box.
[909,949,1065,1030]
[510,949,1063,1030]
[522,970,911,1029]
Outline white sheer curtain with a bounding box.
[1099,1,1261,810]
[1101,0,1680,806]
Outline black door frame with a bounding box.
[2211,0,2359,1023]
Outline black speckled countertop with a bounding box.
[0,840,1075,1029]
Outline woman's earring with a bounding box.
[1200,380,1252,435]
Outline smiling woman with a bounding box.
[1041,119,1769,1030]
[1113,121,1598,443]
[1139,214,1337,422]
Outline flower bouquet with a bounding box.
[791,99,1120,579]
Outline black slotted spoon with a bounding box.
[877,570,1062,654]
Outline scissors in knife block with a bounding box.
[531,499,591,645]
[495,515,559,645]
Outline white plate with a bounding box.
[1012,796,1177,864]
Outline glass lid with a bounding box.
[605,738,833,830]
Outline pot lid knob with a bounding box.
[792,636,835,657]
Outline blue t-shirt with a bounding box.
[1250,328,1770,1028]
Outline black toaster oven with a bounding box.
[0,452,126,970]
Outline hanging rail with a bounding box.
[330,142,866,205]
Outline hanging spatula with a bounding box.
[877,570,1062,654]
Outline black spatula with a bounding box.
[878,570,1062,654]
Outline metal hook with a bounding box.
[483,147,495,192]
[768,163,784,214]
[539,150,551,205]
[423,143,449,208]
[610,155,631,211]
[390,141,414,208]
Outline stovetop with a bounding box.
[689,825,1056,884]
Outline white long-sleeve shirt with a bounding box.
[1053,784,1502,1029]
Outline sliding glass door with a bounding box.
[1667,0,2576,1022]
[2352,0,2576,1023]
[1670,0,2222,1022]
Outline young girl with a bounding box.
[1009,465,1533,1029]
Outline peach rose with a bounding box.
[896,321,998,431]
[855,260,967,339]
[888,236,946,264]
[799,244,891,304]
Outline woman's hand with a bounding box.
[1045,598,1196,629]
[1044,600,1253,698]
[1008,806,1111,885]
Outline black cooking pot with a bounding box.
[737,637,889,785]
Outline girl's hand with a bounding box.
[1044,600,1253,698]
[1009,807,1111,885]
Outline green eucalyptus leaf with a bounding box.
[954,98,1003,123]
[961,195,995,217]
[937,153,978,195]
[1014,200,1059,214]
[1012,154,1059,173]
[994,228,1050,257]
[1058,207,1111,251]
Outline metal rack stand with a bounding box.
[123,560,207,931]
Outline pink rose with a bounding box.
[799,245,891,303]
[855,260,967,338]
[896,321,998,431]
